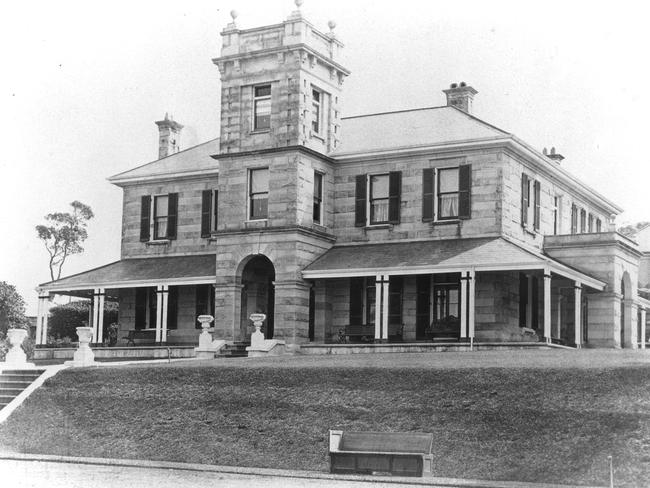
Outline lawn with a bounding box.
[1,350,649,487]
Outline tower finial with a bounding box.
[230,10,238,22]
[295,0,304,8]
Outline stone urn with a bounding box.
[197,314,214,349]
[68,326,95,367]
[4,328,29,366]
[249,313,266,348]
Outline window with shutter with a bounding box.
[354,175,367,227]
[167,193,178,240]
[533,180,541,230]
[422,168,434,222]
[140,195,151,242]
[167,287,178,330]
[349,277,364,325]
[521,174,529,227]
[388,172,401,224]
[201,190,212,237]
[415,275,431,340]
[458,165,472,219]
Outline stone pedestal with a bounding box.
[65,327,96,367]
[1,328,35,371]
[246,313,287,357]
[194,315,226,359]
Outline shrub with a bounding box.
[0,335,35,361]
[48,301,118,342]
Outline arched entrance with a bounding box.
[240,255,275,341]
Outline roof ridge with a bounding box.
[341,105,450,120]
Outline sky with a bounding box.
[2,0,650,314]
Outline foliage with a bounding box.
[48,300,118,342]
[35,201,94,281]
[618,221,650,237]
[0,336,34,361]
[0,281,29,339]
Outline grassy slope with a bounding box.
[0,353,649,487]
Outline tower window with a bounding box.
[312,88,322,134]
[249,168,269,220]
[253,85,271,130]
[313,172,323,224]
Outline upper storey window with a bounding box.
[355,172,401,226]
[139,193,178,242]
[312,88,322,134]
[253,85,271,131]
[249,168,269,220]
[370,174,390,224]
[521,173,540,232]
[422,166,471,222]
[154,195,169,240]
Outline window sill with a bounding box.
[313,223,327,233]
[364,224,392,230]
[310,133,325,142]
[244,219,269,229]
[430,219,460,226]
[250,129,270,135]
[145,239,170,246]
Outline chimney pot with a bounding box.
[155,114,183,159]
[443,82,478,114]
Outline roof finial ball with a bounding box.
[295,0,304,8]
[230,10,238,22]
[328,20,337,31]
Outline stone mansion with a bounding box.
[35,4,649,350]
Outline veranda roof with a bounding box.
[39,254,216,292]
[302,237,605,290]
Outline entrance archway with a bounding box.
[239,255,275,341]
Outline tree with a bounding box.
[48,300,118,342]
[0,281,29,338]
[36,201,94,281]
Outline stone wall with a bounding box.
[121,177,219,258]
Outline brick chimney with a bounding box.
[443,82,477,114]
[155,113,183,159]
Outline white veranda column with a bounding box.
[574,282,582,348]
[35,291,49,345]
[555,294,562,340]
[641,308,647,349]
[460,272,468,339]
[543,270,551,343]
[161,285,169,343]
[468,270,476,344]
[381,276,389,340]
[92,289,101,343]
[97,288,105,344]
[155,285,164,343]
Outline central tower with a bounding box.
[212,2,349,155]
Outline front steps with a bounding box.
[217,342,249,358]
[0,370,45,409]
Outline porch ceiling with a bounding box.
[302,237,605,290]
[39,254,216,292]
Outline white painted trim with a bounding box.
[641,308,647,350]
[155,285,163,343]
[381,275,389,340]
[543,270,551,342]
[108,169,220,186]
[161,285,169,343]
[41,276,216,292]
[460,272,468,339]
[374,275,381,340]
[0,365,68,424]
[468,270,476,339]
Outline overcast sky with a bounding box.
[2,0,650,314]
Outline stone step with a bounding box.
[1,370,45,375]
[0,374,42,382]
[0,394,17,403]
[0,380,32,388]
[0,388,25,396]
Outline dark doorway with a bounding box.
[308,285,315,342]
[240,255,275,340]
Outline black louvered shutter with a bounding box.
[388,171,401,224]
[422,168,434,222]
[349,277,364,325]
[167,193,178,240]
[355,175,367,227]
[521,174,529,227]
[533,180,541,230]
[458,164,472,219]
[167,287,178,330]
[201,190,212,237]
[140,195,151,242]
[213,190,219,233]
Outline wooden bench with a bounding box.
[338,324,404,343]
[329,430,434,477]
[123,329,157,346]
